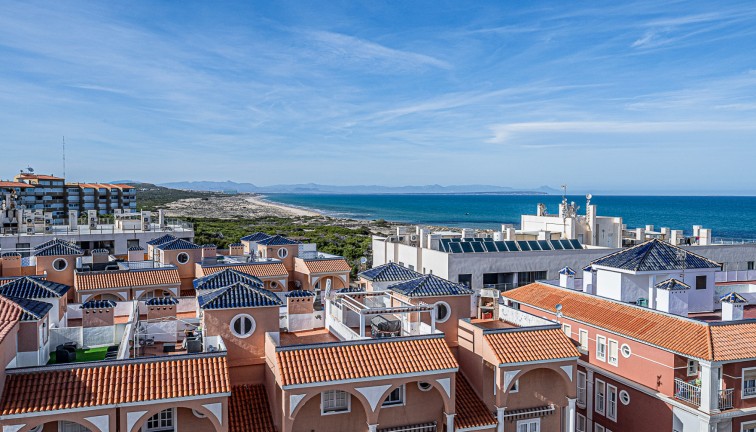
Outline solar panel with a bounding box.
[463,237,477,242]
[450,238,462,242]
[471,242,485,253]
[504,241,520,251]
[483,241,498,252]
[549,240,563,250]
[537,240,553,250]
[517,241,531,251]
[527,240,542,251]
[560,240,574,250]
[494,241,509,251]
[569,239,583,249]
[448,242,463,253]
[460,242,474,253]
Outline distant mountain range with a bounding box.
[153,180,559,195]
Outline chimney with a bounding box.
[91,248,110,265]
[81,300,116,327]
[636,227,645,242]
[286,291,316,331]
[721,292,747,321]
[699,228,712,246]
[202,244,217,264]
[127,247,145,262]
[158,209,165,227]
[693,225,702,238]
[493,231,503,241]
[68,210,78,230]
[660,227,670,242]
[670,230,683,246]
[559,267,576,290]
[505,227,517,241]
[645,225,654,232]
[1,253,22,277]
[461,229,473,238]
[228,243,243,256]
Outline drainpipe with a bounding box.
[444,413,456,432]
[567,398,576,432]
[496,407,506,432]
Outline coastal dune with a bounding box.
[163,194,321,219]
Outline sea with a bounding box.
[264,194,756,239]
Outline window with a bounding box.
[435,301,451,323]
[595,379,606,415]
[749,261,755,271]
[576,414,586,432]
[619,390,630,405]
[608,339,619,366]
[606,384,618,421]
[58,422,90,432]
[620,344,631,358]
[577,371,587,407]
[510,379,519,393]
[458,274,472,287]
[743,421,756,432]
[687,359,699,377]
[417,382,432,392]
[696,275,707,290]
[517,271,547,286]
[277,248,288,258]
[743,368,756,398]
[145,408,174,431]
[563,323,572,337]
[230,314,256,338]
[595,425,605,432]
[321,390,350,414]
[579,329,589,352]
[52,258,68,271]
[596,336,607,362]
[382,385,405,407]
[176,252,190,264]
[516,418,540,432]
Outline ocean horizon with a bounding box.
[264,193,756,239]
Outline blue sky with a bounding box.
[2,1,756,194]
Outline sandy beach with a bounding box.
[162,193,322,219]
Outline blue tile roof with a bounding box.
[146,234,177,246]
[1,252,21,258]
[33,238,78,251]
[194,268,265,291]
[128,246,145,251]
[0,276,70,298]
[34,239,83,257]
[198,282,282,310]
[229,242,243,247]
[591,239,721,272]
[390,274,474,297]
[4,296,52,321]
[240,232,272,242]
[145,296,180,306]
[359,262,422,282]
[201,244,217,248]
[256,235,298,246]
[559,266,576,276]
[155,238,201,251]
[81,299,117,309]
[655,278,690,291]
[336,287,365,294]
[285,290,315,298]
[720,292,748,304]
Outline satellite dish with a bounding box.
[360,257,367,264]
[27,166,34,173]
[555,303,563,312]
[586,193,592,200]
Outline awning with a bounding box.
[503,404,555,421]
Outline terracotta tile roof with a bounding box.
[0,181,33,188]
[503,283,714,360]
[0,296,22,343]
[229,385,276,432]
[276,336,457,387]
[303,258,351,274]
[75,268,181,291]
[455,374,496,430]
[15,174,63,180]
[710,323,756,361]
[0,355,230,415]
[483,327,579,365]
[202,263,288,278]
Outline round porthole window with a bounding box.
[435,301,451,323]
[620,390,630,405]
[230,314,256,338]
[418,382,433,392]
[52,258,67,271]
[621,344,632,358]
[277,248,288,259]
[271,281,278,289]
[177,252,190,264]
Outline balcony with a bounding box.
[674,379,734,410]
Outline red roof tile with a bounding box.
[710,323,756,361]
[303,259,351,274]
[0,181,33,188]
[0,355,230,415]
[276,336,457,387]
[0,296,22,344]
[484,328,579,365]
[455,374,496,430]
[203,263,288,278]
[229,385,277,432]
[74,268,181,291]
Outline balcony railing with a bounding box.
[674,378,701,406]
[577,386,586,407]
[719,388,734,410]
[483,282,516,291]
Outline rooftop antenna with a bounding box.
[62,136,66,179]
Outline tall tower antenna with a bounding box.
[62,136,66,179]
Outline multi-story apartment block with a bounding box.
[503,239,756,432]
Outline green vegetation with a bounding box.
[189,216,373,275]
[48,346,110,364]
[127,182,225,211]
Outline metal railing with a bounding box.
[743,386,756,398]
[712,238,756,245]
[577,386,586,407]
[483,282,517,291]
[719,388,734,410]
[674,378,701,406]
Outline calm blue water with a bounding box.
[265,194,756,239]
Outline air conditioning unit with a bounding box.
[44,218,52,225]
[26,227,34,234]
[410,235,418,241]
[44,226,52,232]
[89,222,97,229]
[25,217,33,224]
